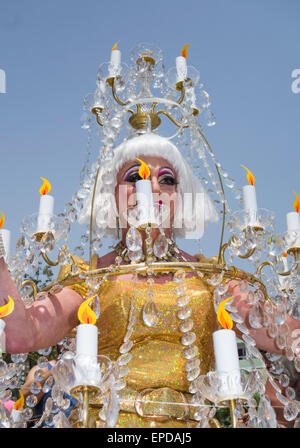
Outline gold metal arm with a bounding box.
[256,259,298,277]
[41,252,60,267]
[156,110,189,128]
[21,280,38,297]
[107,76,130,106]
[175,81,185,105]
[91,107,104,126]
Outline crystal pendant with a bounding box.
[257,396,277,428]
[143,300,160,327]
[126,226,142,252]
[283,402,299,421]
[153,234,168,259]
[248,304,263,328]
[128,249,143,262]
[40,231,55,253]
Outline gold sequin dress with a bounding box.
[60,254,218,428]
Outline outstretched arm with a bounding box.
[0,257,83,353]
[229,280,300,354]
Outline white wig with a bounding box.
[78,133,218,239]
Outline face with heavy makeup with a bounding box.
[115,156,179,237]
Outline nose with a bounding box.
[151,176,161,194]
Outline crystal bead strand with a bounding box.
[174,269,208,423]
[99,273,138,424]
[144,224,153,261]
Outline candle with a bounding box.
[0,212,10,261]
[76,297,98,360]
[0,296,15,353]
[0,320,6,353]
[109,42,121,77]
[286,192,300,247]
[278,253,289,287]
[241,165,259,227]
[37,177,54,233]
[0,229,10,261]
[135,159,157,227]
[12,390,24,423]
[213,296,242,398]
[176,44,190,83]
[74,297,99,387]
[76,324,98,359]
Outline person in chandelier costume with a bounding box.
[0,133,299,427]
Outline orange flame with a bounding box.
[112,42,118,51]
[0,212,5,229]
[14,390,24,410]
[39,177,51,196]
[217,296,233,330]
[78,297,97,325]
[293,191,300,213]
[0,296,14,319]
[241,165,255,186]
[136,158,151,180]
[181,44,191,59]
[282,251,287,258]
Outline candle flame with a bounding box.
[0,296,14,319]
[0,212,5,229]
[217,296,233,330]
[136,158,151,180]
[181,44,191,59]
[78,296,97,325]
[14,390,24,410]
[39,177,51,196]
[282,251,287,258]
[112,42,118,51]
[293,191,300,213]
[241,165,255,186]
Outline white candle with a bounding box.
[36,195,54,233]
[76,323,98,359]
[136,179,157,227]
[286,212,300,246]
[242,185,259,226]
[278,255,289,287]
[213,329,242,398]
[176,56,187,83]
[109,48,121,77]
[0,320,6,353]
[0,229,10,261]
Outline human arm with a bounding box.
[0,257,83,353]
[229,280,300,354]
[21,360,56,402]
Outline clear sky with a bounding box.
[0,0,299,267]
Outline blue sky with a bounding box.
[0,0,299,265]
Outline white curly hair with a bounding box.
[78,133,219,239]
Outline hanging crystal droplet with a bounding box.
[143,300,160,327]
[248,304,263,328]
[126,226,142,251]
[128,248,143,262]
[153,234,169,259]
